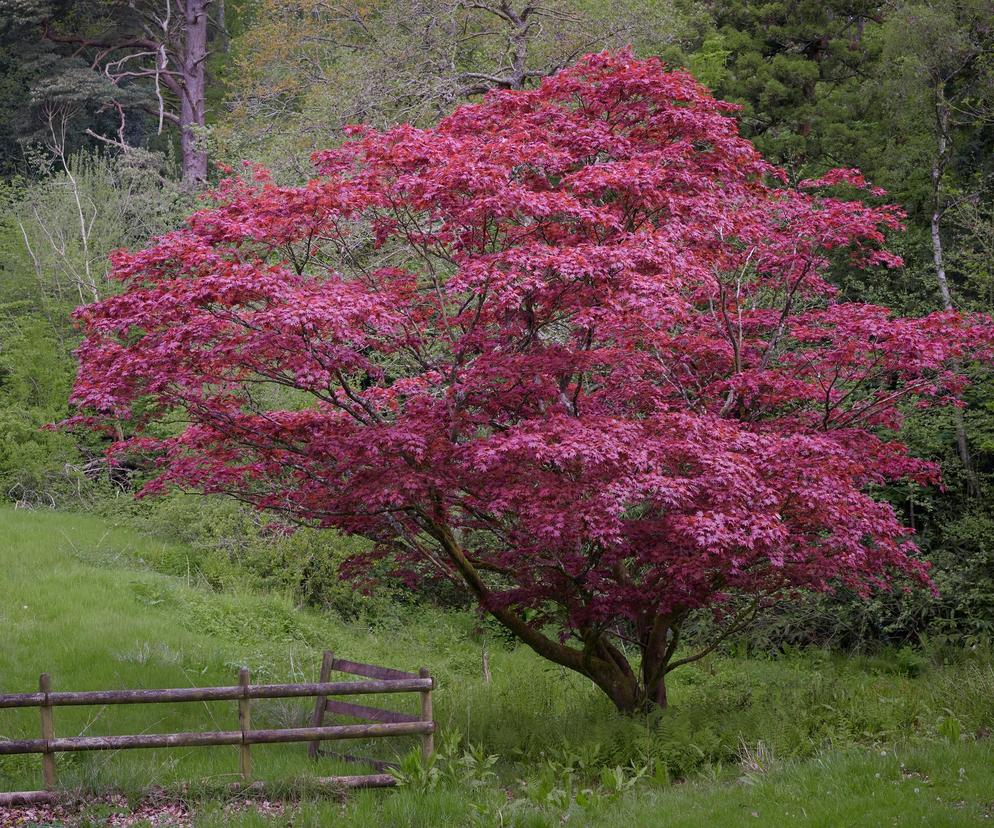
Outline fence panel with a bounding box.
[0,652,434,806]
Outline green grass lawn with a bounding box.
[2,506,994,826]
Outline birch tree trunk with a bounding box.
[930,97,978,496]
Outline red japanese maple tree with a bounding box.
[67,53,993,712]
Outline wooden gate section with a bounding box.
[0,654,435,806]
[308,651,434,769]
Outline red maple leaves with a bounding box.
[66,52,994,710]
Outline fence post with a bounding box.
[418,667,434,761]
[308,651,334,760]
[38,673,57,791]
[238,667,252,780]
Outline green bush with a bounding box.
[106,493,400,622]
[0,314,96,505]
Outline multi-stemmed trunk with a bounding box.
[431,519,677,714]
[583,637,672,714]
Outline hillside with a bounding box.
[2,508,994,826]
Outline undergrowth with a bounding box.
[2,506,994,826]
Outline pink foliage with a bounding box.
[65,52,994,707]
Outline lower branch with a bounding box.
[666,598,763,673]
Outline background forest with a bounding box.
[3,0,993,648]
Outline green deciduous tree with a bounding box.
[217,0,695,176]
[0,150,189,505]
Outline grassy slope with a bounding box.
[1,506,993,826]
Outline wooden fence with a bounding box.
[0,652,434,806]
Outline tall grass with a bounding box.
[2,506,994,826]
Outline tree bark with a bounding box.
[646,673,667,710]
[587,655,643,714]
[930,104,954,312]
[931,98,978,496]
[179,0,210,186]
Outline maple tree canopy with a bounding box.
[67,53,994,712]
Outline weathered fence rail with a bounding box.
[307,651,434,764]
[0,678,431,708]
[0,652,433,807]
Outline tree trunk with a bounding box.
[645,672,667,710]
[630,615,676,712]
[431,518,670,715]
[587,661,643,714]
[584,649,668,715]
[931,98,978,496]
[180,0,210,186]
[930,113,954,312]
